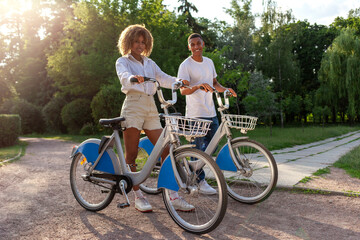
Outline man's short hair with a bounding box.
[188,33,203,43]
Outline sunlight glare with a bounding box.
[0,0,33,16]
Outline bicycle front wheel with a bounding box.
[162,148,227,234]
[221,138,277,204]
[70,152,115,211]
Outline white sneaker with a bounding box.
[135,197,153,213]
[199,180,217,195]
[170,197,195,212]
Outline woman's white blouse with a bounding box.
[116,54,177,95]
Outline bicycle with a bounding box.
[69,78,228,234]
[138,88,278,204]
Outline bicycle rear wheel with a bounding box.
[70,152,115,211]
[222,138,277,204]
[162,148,227,234]
[136,147,162,194]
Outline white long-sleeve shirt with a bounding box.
[116,54,176,95]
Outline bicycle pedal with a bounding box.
[101,190,110,193]
[117,202,130,209]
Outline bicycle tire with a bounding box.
[70,152,115,211]
[220,138,278,204]
[137,147,162,195]
[162,148,227,234]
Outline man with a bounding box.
[177,33,237,194]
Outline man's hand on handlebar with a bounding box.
[198,83,215,93]
[226,88,237,97]
[180,79,190,86]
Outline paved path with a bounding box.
[272,130,360,187]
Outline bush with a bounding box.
[42,95,68,133]
[0,98,46,134]
[80,122,95,135]
[61,99,92,134]
[0,114,21,147]
[91,83,125,124]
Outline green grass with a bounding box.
[313,167,330,176]
[243,125,360,151]
[334,145,360,179]
[0,141,27,164]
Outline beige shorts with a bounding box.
[121,92,162,131]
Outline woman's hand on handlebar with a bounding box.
[132,75,144,83]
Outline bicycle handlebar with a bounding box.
[198,86,230,110]
[215,90,230,110]
[130,76,184,108]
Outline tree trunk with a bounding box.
[278,49,284,128]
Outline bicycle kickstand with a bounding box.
[117,179,131,209]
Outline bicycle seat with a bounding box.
[99,117,125,126]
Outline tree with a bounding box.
[318,28,360,122]
[242,71,278,136]
[222,0,256,71]
[254,0,299,127]
[177,0,205,33]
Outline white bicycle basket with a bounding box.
[164,115,212,138]
[224,114,258,133]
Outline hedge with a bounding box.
[0,114,21,147]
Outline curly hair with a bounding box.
[117,24,153,57]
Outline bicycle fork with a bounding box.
[226,138,253,177]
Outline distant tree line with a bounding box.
[1,0,360,135]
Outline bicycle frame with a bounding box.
[70,80,201,193]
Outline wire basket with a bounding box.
[164,115,212,138]
[224,114,258,132]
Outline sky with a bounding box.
[163,0,359,27]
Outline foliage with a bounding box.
[42,95,68,133]
[242,71,278,125]
[80,122,96,135]
[47,1,121,100]
[90,82,125,123]
[318,28,360,122]
[61,98,92,134]
[0,98,45,134]
[1,0,360,131]
[313,106,331,126]
[204,47,250,114]
[222,0,256,71]
[0,114,21,147]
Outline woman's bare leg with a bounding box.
[123,127,141,191]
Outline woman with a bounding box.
[116,24,193,213]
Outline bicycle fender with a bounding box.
[138,137,154,155]
[216,143,237,172]
[74,139,116,174]
[157,155,180,191]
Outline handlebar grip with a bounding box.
[130,76,152,83]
